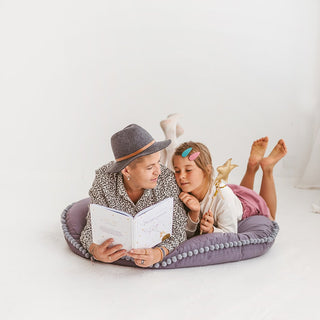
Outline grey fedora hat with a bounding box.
[106,124,171,173]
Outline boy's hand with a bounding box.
[89,239,127,263]
[128,248,165,268]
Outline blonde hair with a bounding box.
[173,141,214,188]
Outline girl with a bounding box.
[160,115,287,238]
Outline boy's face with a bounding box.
[173,155,206,196]
[125,152,161,190]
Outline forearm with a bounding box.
[185,211,200,238]
[79,212,93,251]
[189,210,200,223]
[186,229,196,239]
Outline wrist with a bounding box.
[189,210,200,223]
[156,247,167,262]
[89,243,97,257]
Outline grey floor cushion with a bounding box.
[61,198,279,269]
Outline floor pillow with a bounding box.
[61,198,279,269]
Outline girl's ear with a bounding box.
[206,164,213,175]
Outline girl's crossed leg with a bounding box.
[240,137,287,220]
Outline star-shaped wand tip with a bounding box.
[216,158,238,183]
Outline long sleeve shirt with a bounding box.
[80,162,187,253]
[185,182,243,238]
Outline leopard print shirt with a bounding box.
[80,162,187,253]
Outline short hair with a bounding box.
[127,156,145,169]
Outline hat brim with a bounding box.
[106,139,171,173]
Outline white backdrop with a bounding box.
[297,110,320,189]
[0,0,319,195]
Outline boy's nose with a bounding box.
[154,164,161,176]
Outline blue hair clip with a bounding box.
[182,147,192,158]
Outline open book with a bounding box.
[90,198,173,251]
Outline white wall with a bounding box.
[1,0,319,194]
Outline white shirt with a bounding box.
[186,182,243,237]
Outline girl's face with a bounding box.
[173,155,207,199]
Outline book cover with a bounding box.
[90,197,173,251]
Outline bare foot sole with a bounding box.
[261,139,287,171]
[248,137,269,169]
[160,113,184,138]
[167,114,184,137]
[176,124,184,138]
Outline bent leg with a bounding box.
[259,139,287,220]
[259,170,276,220]
[160,114,183,171]
[240,137,268,189]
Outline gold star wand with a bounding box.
[200,158,238,235]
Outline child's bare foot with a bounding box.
[248,137,269,170]
[261,139,287,172]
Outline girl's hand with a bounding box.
[200,210,214,234]
[128,248,164,268]
[89,239,127,263]
[179,192,200,213]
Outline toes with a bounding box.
[281,143,287,153]
[278,139,287,152]
[254,136,268,145]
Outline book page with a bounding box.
[90,204,133,251]
[133,198,173,249]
